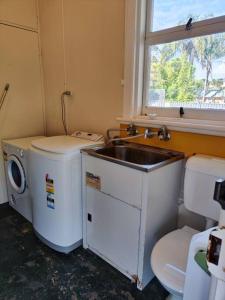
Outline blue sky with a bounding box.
[153,0,225,31]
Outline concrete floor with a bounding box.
[0,204,167,300]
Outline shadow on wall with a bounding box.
[178,204,206,231]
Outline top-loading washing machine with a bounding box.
[29,132,103,253]
[2,136,45,222]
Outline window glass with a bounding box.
[145,32,225,109]
[152,0,225,32]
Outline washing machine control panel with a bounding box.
[71,131,104,142]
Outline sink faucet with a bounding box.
[126,123,139,136]
[158,125,171,141]
[106,123,170,144]
[126,124,171,141]
[107,123,139,140]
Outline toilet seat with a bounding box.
[151,226,199,295]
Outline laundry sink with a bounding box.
[82,142,184,172]
[96,145,171,165]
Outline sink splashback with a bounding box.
[120,124,225,158]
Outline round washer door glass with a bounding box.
[7,155,26,194]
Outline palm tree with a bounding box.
[193,33,225,101]
[177,16,225,102]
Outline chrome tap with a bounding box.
[126,123,139,136]
[106,123,138,141]
[106,123,143,144]
[144,128,158,139]
[145,126,170,141]
[106,124,170,144]
[158,125,171,141]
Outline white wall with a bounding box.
[0,0,45,204]
[38,0,124,136]
[37,1,206,231]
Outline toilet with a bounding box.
[151,154,225,299]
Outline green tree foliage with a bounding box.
[192,34,225,101]
[152,47,202,102]
[150,32,225,103]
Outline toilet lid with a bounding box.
[151,226,199,295]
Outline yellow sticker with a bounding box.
[46,174,54,194]
[86,172,101,190]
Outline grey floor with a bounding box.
[0,203,168,300]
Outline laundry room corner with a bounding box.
[0,0,46,204]
[1,0,225,299]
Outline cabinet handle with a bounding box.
[0,83,10,111]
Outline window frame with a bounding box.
[123,0,225,121]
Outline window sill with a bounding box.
[117,116,225,137]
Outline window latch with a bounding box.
[179,107,184,118]
[185,18,192,31]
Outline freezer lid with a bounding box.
[31,135,102,154]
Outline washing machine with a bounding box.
[29,133,103,253]
[2,136,45,222]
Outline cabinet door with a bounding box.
[86,187,140,276]
[0,0,37,29]
[85,155,143,208]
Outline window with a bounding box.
[151,0,225,32]
[143,0,225,112]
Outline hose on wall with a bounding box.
[0,83,10,111]
[61,90,72,135]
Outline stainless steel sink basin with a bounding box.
[82,142,184,172]
[96,146,171,165]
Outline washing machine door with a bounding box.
[7,155,26,194]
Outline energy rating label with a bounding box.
[47,194,55,209]
[45,174,55,209]
[46,174,54,194]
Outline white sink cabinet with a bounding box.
[82,153,183,290]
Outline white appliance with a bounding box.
[29,133,103,253]
[2,136,45,222]
[151,155,224,300]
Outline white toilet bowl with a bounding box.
[151,226,199,299]
[151,155,225,299]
